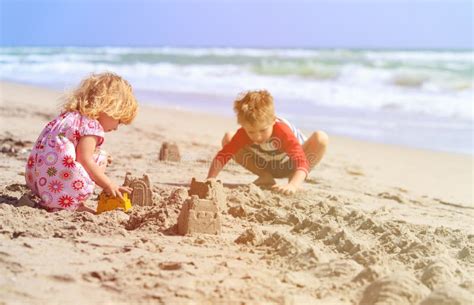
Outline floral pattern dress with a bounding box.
[25,111,106,210]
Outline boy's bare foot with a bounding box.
[253,173,276,187]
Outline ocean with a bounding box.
[0,47,472,154]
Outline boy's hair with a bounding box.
[233,90,276,126]
[62,72,138,124]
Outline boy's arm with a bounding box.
[271,169,306,195]
[275,123,309,177]
[206,128,250,180]
[289,169,306,187]
[207,157,225,179]
[273,123,309,193]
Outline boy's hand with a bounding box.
[271,183,298,195]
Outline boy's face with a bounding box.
[241,120,275,144]
[98,112,120,132]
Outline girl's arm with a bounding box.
[76,136,130,199]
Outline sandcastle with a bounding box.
[177,178,226,235]
[188,178,226,210]
[123,172,153,206]
[177,196,221,235]
[159,142,181,162]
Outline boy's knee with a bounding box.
[312,131,329,147]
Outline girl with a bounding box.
[25,72,138,212]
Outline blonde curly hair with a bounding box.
[62,72,138,124]
[233,90,276,126]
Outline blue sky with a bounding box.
[0,0,472,48]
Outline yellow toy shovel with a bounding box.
[96,192,132,214]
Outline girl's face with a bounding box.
[241,120,275,144]
[98,112,120,132]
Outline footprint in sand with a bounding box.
[420,284,473,305]
[0,136,32,156]
[305,177,321,185]
[49,274,76,283]
[158,262,182,271]
[421,260,456,290]
[5,183,29,193]
[0,251,24,274]
[345,166,365,176]
[359,272,430,305]
[377,192,404,204]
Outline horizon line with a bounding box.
[0,45,472,51]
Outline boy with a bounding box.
[207,90,328,195]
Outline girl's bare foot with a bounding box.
[253,173,276,187]
[107,155,113,166]
[75,203,96,214]
[17,192,39,208]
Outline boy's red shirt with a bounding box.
[214,121,309,174]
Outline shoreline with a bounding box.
[135,90,474,156]
[3,77,472,155]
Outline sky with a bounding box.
[0,0,472,49]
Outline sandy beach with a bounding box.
[0,81,473,305]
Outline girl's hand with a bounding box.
[271,183,298,195]
[104,183,132,201]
